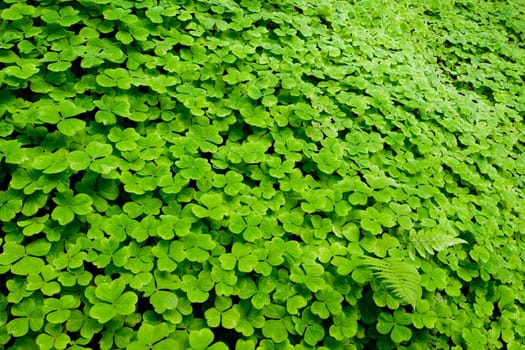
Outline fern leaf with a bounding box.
[362,256,422,306]
[409,230,467,258]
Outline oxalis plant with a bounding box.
[1,0,525,349]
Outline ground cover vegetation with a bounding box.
[0,0,524,348]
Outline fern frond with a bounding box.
[409,229,467,258]
[362,256,422,306]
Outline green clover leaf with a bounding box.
[204,297,241,329]
[187,124,223,153]
[150,291,179,314]
[391,324,412,343]
[286,295,308,315]
[36,324,70,350]
[126,323,172,349]
[304,323,325,346]
[359,207,396,235]
[240,104,273,128]
[44,295,81,324]
[0,140,27,165]
[235,339,257,350]
[7,317,29,337]
[52,190,93,225]
[8,295,45,336]
[96,68,132,89]
[86,141,113,159]
[17,214,49,237]
[93,95,131,124]
[2,3,37,21]
[0,241,49,275]
[189,328,214,350]
[412,300,438,329]
[58,118,86,136]
[376,312,395,335]
[181,274,213,303]
[4,62,40,79]
[376,310,413,343]
[123,195,162,218]
[262,319,288,343]
[176,156,211,180]
[89,279,138,323]
[0,189,23,222]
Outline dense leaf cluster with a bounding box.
[1,0,525,349]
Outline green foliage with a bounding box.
[407,229,467,259]
[88,279,138,323]
[51,190,93,225]
[362,256,422,306]
[0,0,524,348]
[189,328,214,350]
